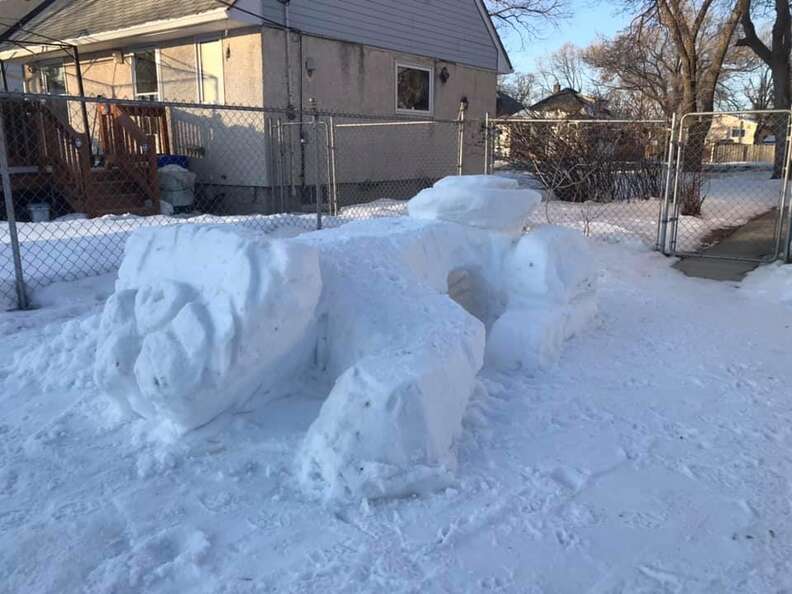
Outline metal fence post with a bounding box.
[657,112,677,254]
[667,114,688,257]
[776,110,792,261]
[456,103,465,176]
[313,114,322,230]
[483,112,490,175]
[327,117,338,216]
[0,113,28,309]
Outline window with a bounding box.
[197,39,224,104]
[133,50,159,100]
[730,127,746,138]
[396,64,433,114]
[40,62,66,95]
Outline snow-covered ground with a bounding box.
[506,169,783,251]
[2,237,791,592]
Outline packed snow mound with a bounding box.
[486,226,598,372]
[506,225,597,305]
[408,175,541,234]
[294,218,492,499]
[94,225,321,432]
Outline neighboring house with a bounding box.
[525,85,611,120]
[0,0,511,215]
[706,114,773,145]
[705,114,776,164]
[496,91,524,118]
[493,86,611,160]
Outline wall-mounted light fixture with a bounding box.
[439,66,450,84]
[112,50,124,64]
[305,57,316,77]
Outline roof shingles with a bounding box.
[9,0,225,44]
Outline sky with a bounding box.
[498,1,632,74]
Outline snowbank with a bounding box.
[94,225,321,433]
[408,175,541,234]
[741,261,792,306]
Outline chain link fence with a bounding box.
[330,118,461,220]
[665,110,792,261]
[4,92,792,311]
[491,118,672,246]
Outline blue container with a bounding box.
[157,155,190,169]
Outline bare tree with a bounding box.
[485,0,571,39]
[583,24,682,118]
[536,42,589,92]
[626,0,749,214]
[498,72,541,106]
[736,0,791,177]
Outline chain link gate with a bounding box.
[661,109,792,263]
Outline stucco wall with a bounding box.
[262,29,496,120]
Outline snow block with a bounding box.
[407,176,541,234]
[433,175,519,190]
[485,296,597,372]
[485,226,598,372]
[298,312,484,500]
[94,225,321,432]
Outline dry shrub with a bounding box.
[502,120,666,203]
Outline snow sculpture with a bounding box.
[296,178,595,500]
[94,225,321,432]
[94,175,597,501]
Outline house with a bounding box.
[526,85,611,120]
[705,114,776,164]
[706,114,774,146]
[492,85,611,161]
[0,0,512,216]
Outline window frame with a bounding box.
[395,62,434,116]
[131,48,162,101]
[39,60,67,95]
[730,127,746,139]
[195,37,225,105]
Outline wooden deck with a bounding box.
[1,98,164,218]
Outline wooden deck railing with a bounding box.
[36,103,92,213]
[116,104,171,154]
[100,104,160,207]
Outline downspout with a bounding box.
[0,60,8,91]
[298,32,305,200]
[279,0,293,115]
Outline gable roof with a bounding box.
[1,0,512,74]
[496,91,524,117]
[529,87,610,117]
